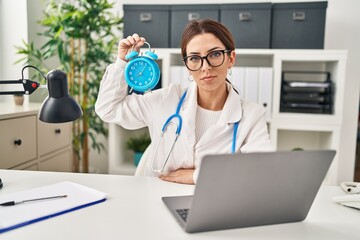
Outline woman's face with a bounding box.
[185,33,235,93]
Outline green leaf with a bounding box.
[126,133,151,153]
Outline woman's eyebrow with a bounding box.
[207,47,221,52]
[188,47,222,55]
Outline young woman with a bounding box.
[95,19,273,185]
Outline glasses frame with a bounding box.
[182,49,232,71]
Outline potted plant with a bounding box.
[13,94,24,106]
[126,133,151,166]
[15,0,123,173]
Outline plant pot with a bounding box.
[134,152,143,166]
[14,95,24,106]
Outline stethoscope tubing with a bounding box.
[232,121,239,154]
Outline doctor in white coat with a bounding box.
[95,19,273,185]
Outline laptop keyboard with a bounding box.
[176,208,189,222]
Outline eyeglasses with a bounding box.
[182,49,232,71]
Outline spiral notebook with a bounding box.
[0,181,107,234]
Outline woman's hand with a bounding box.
[118,33,146,61]
[159,169,195,185]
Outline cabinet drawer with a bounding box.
[39,149,71,172]
[170,5,219,48]
[0,115,37,168]
[271,2,327,49]
[220,3,272,48]
[11,160,38,170]
[124,5,170,48]
[38,121,71,156]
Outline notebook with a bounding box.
[0,181,107,234]
[162,150,336,233]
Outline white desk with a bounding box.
[0,169,359,240]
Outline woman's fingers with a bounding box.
[159,169,195,185]
[118,33,146,61]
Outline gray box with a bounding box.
[271,2,327,49]
[170,5,220,48]
[123,5,170,48]
[220,3,272,49]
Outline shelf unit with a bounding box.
[108,49,348,185]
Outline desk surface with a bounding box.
[0,169,359,240]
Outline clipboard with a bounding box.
[0,181,107,234]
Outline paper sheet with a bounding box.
[333,194,360,210]
[0,181,107,233]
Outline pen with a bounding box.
[0,195,67,206]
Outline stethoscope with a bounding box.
[151,90,240,173]
[341,182,360,194]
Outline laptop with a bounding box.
[162,150,336,233]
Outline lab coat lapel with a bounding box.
[195,83,243,150]
[180,83,197,152]
[220,83,243,125]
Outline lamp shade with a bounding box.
[38,69,83,123]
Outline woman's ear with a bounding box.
[228,50,236,67]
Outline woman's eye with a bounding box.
[209,51,221,58]
[189,56,201,62]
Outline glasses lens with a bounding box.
[184,50,226,71]
[185,55,202,71]
[207,50,225,67]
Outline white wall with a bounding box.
[0,0,28,103]
[324,0,360,181]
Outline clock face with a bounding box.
[124,57,160,92]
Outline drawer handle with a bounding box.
[188,13,200,21]
[293,12,306,21]
[239,12,252,21]
[14,139,22,146]
[55,128,61,134]
[140,13,152,22]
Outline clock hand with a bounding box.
[134,65,147,78]
[134,68,142,74]
[139,65,147,75]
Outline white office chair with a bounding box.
[134,145,151,176]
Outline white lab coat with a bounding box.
[95,58,273,183]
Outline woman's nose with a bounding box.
[201,58,211,71]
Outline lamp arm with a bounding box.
[0,79,40,95]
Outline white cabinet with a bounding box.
[0,115,37,168]
[108,49,350,185]
[0,103,72,172]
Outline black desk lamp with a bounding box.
[0,65,83,123]
[0,65,83,189]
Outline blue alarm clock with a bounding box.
[124,42,160,93]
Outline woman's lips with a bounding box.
[201,75,216,81]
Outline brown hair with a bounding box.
[180,19,235,58]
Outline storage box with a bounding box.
[271,2,327,49]
[170,5,220,48]
[220,3,272,49]
[123,5,170,48]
